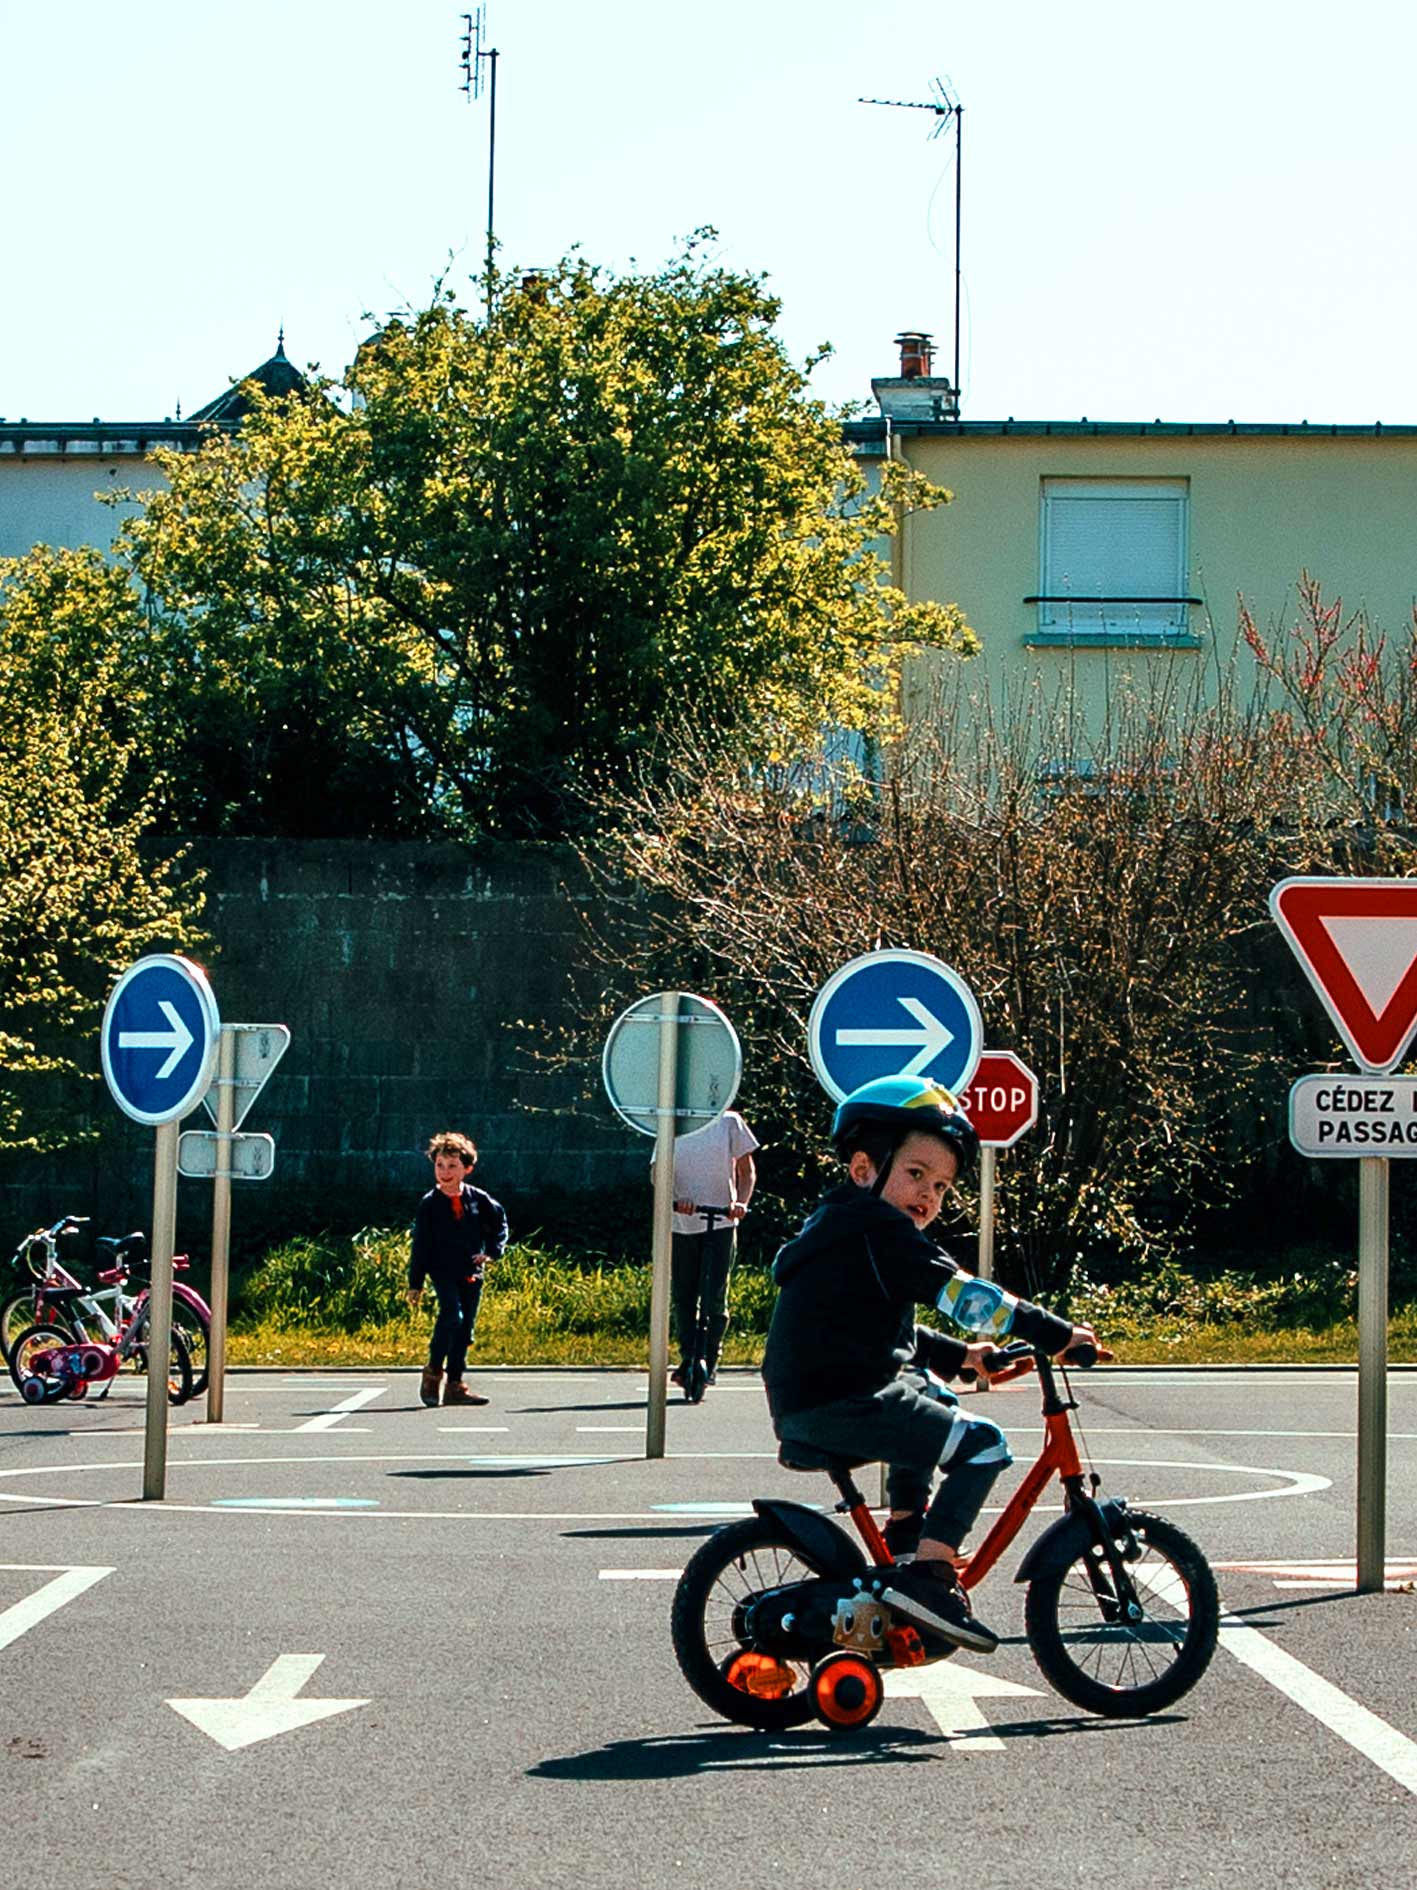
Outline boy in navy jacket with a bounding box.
[408,1130,508,1408]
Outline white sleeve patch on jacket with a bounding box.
[936,1273,1016,1339]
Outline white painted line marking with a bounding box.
[884,1661,1043,1747]
[599,1569,681,1580]
[168,1653,368,1751]
[1133,1566,1417,1796]
[1219,1613,1417,1795]
[295,1389,386,1432]
[0,1565,113,1651]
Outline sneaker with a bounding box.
[669,1364,687,1388]
[883,1510,926,1561]
[880,1563,999,1655]
[443,1380,490,1407]
[419,1367,443,1408]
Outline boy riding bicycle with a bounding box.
[761,1074,1096,1655]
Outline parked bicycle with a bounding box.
[2,1216,210,1400]
[671,1339,1220,1731]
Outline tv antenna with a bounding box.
[860,78,963,407]
[460,9,499,303]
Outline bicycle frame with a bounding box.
[957,1351,1087,1592]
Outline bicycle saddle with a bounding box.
[776,1441,869,1475]
[95,1232,148,1265]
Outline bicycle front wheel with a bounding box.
[671,1517,830,1731]
[1024,1508,1219,1717]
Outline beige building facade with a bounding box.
[853,344,1417,732]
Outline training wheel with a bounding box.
[811,1651,884,1731]
[20,1376,51,1405]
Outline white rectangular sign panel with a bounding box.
[177,1130,276,1181]
[1288,1074,1417,1159]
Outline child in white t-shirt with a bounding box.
[652,1108,758,1388]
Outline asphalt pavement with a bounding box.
[0,1363,1413,1890]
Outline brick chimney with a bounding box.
[871,329,959,422]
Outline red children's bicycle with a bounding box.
[671,1340,1220,1731]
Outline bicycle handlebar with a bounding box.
[959,1337,1105,1383]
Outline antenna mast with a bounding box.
[860,79,963,408]
[460,8,499,305]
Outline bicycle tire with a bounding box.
[172,1303,210,1399]
[1024,1507,1219,1717]
[670,1516,830,1730]
[125,1326,195,1405]
[7,1323,75,1399]
[1,1292,54,1362]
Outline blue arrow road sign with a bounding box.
[808,949,983,1102]
[101,955,221,1126]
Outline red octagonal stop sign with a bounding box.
[957,1050,1039,1148]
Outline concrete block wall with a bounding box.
[0,842,645,1256]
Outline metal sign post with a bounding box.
[143,1120,180,1499]
[188,1023,289,1423]
[602,991,743,1461]
[207,1026,235,1424]
[977,1146,998,1281]
[1357,1158,1389,1593]
[646,996,680,1460]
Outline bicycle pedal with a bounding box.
[885,1624,928,1667]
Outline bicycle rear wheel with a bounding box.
[124,1326,195,1405]
[1024,1508,1219,1717]
[671,1517,829,1730]
[7,1324,73,1399]
[173,1304,210,1398]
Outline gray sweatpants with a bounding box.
[777,1370,1013,1549]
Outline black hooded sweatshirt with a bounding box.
[761,1183,1073,1424]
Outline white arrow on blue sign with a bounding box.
[808,949,983,1103]
[100,955,221,1127]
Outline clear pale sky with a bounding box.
[4,0,1413,425]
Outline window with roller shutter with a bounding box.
[1034,477,1192,638]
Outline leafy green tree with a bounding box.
[122,241,973,839]
[0,548,205,1153]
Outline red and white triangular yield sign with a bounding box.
[1270,877,1417,1072]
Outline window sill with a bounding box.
[1024,629,1204,650]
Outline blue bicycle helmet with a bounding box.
[831,1074,980,1183]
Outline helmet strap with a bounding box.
[870,1146,897,1197]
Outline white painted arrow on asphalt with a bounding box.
[836,997,954,1077]
[168,1654,368,1751]
[118,999,193,1080]
[884,1659,1043,1748]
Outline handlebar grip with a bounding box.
[959,1342,1030,1381]
[1062,1342,1098,1369]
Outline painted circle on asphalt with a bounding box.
[0,1453,1332,1520]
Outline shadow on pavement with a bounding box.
[530,1708,1186,1783]
[387,1466,553,1480]
[508,1402,647,1415]
[529,1724,942,1779]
